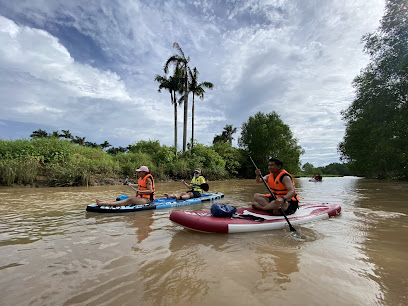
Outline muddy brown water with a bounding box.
[0,177,407,305]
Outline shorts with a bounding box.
[267,197,299,216]
[187,190,202,198]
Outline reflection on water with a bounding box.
[0,178,407,305]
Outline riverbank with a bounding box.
[1,138,355,188]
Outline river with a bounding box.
[0,177,407,306]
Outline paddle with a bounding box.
[196,183,210,192]
[123,177,138,192]
[249,156,297,233]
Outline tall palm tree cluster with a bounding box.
[155,42,213,154]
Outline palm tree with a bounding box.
[72,136,85,145]
[100,140,112,150]
[155,64,184,154]
[85,141,99,148]
[61,130,73,139]
[164,42,190,153]
[222,124,237,145]
[30,129,49,138]
[189,67,213,148]
[51,130,60,138]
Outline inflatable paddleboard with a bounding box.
[86,192,224,213]
[169,203,341,233]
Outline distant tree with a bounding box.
[85,141,99,148]
[318,163,353,176]
[164,42,191,153]
[106,146,127,155]
[302,162,316,175]
[72,136,86,145]
[50,130,60,138]
[213,134,225,144]
[30,129,49,138]
[60,130,73,139]
[223,124,237,145]
[212,141,242,176]
[100,140,112,150]
[239,111,304,174]
[339,0,408,179]
[189,67,213,148]
[155,64,184,154]
[213,124,237,145]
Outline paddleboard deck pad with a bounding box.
[169,203,341,233]
[86,192,224,213]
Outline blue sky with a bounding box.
[0,0,384,166]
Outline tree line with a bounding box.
[1,111,354,187]
[339,0,407,180]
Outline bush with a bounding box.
[0,156,41,186]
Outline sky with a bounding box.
[0,0,385,167]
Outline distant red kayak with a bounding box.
[170,203,341,233]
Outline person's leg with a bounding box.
[179,192,194,200]
[252,194,289,212]
[282,201,299,215]
[252,193,270,209]
[164,193,176,199]
[96,196,149,206]
[164,192,187,200]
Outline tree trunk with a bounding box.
[191,93,195,148]
[183,71,188,153]
[172,91,177,156]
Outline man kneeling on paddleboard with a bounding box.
[252,158,300,216]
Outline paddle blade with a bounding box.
[200,183,209,192]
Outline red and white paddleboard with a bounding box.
[169,203,341,233]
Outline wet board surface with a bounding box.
[169,203,341,233]
[85,192,224,213]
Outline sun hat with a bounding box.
[136,166,149,172]
[194,168,201,174]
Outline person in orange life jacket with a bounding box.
[96,166,155,206]
[164,168,205,200]
[252,158,300,216]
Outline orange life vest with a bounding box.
[137,173,155,201]
[266,169,299,202]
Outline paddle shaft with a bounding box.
[249,156,297,232]
[124,177,138,192]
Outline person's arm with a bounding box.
[182,180,191,187]
[128,183,138,188]
[281,176,295,202]
[255,169,268,184]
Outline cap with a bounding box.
[136,166,149,172]
[194,168,201,174]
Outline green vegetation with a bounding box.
[339,0,407,180]
[1,110,355,187]
[301,162,353,177]
[0,136,353,187]
[239,111,304,176]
